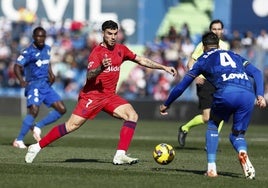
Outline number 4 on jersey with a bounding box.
[220,52,236,68]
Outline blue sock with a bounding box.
[229,133,247,153]
[36,110,62,129]
[17,114,35,141]
[206,121,219,163]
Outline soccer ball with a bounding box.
[153,143,175,165]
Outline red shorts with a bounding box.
[72,93,128,119]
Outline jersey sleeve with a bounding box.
[87,48,102,70]
[122,45,136,61]
[16,49,28,66]
[244,62,264,96]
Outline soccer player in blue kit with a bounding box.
[159,32,266,179]
[13,27,66,148]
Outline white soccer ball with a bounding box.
[153,143,175,165]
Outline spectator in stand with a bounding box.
[229,30,241,53]
[256,29,268,69]
[181,37,195,59]
[241,31,255,48]
[256,29,268,50]
[180,22,191,40]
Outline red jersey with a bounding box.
[81,43,136,95]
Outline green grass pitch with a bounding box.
[0,115,267,188]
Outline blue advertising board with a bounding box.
[213,0,268,36]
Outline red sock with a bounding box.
[39,123,68,148]
[117,121,137,151]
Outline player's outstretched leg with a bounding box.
[25,123,69,163]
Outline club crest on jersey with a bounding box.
[88,61,94,69]
[221,72,249,81]
[17,55,24,61]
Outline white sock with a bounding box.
[239,150,247,154]
[115,150,125,156]
[208,162,217,172]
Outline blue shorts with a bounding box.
[25,80,61,107]
[211,86,255,131]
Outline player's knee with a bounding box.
[127,111,138,122]
[56,102,67,114]
[29,106,39,118]
[202,115,210,123]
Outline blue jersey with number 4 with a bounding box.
[191,48,254,94]
[164,48,264,107]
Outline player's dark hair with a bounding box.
[209,19,224,30]
[102,20,118,31]
[202,32,219,46]
[33,26,46,35]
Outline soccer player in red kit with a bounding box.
[25,20,177,164]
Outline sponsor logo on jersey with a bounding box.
[87,61,120,72]
[103,65,120,73]
[221,72,249,81]
[35,59,49,67]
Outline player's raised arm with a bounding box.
[133,55,177,77]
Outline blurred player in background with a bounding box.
[13,27,66,149]
[178,19,229,147]
[25,20,177,164]
[160,32,266,179]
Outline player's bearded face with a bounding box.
[103,29,118,48]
